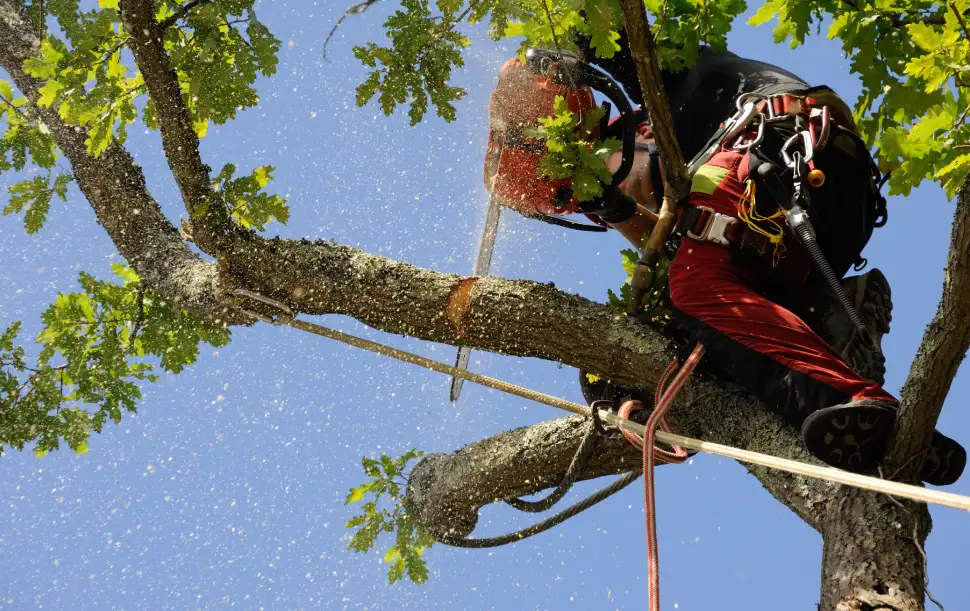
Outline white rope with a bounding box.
[230,290,970,514]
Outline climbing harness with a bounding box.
[666,89,887,352]
[230,288,970,610]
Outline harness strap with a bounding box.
[674,205,776,255]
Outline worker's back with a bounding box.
[658,49,809,160]
[583,40,809,159]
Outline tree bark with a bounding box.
[120,0,228,252]
[0,2,230,322]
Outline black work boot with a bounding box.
[804,268,892,386]
[801,400,966,486]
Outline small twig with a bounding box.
[0,90,32,123]
[652,0,670,39]
[130,287,146,345]
[322,0,381,61]
[950,2,970,42]
[93,36,131,67]
[225,18,253,48]
[955,105,970,129]
[158,0,213,30]
[540,0,564,52]
[954,144,970,151]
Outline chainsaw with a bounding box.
[450,48,642,402]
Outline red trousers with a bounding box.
[667,150,895,425]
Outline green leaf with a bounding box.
[346,482,374,505]
[3,174,72,234]
[747,0,782,27]
[936,153,970,199]
[212,163,289,231]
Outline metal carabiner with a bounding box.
[809,106,831,150]
[781,130,815,168]
[731,113,765,152]
[722,101,759,147]
[735,92,765,113]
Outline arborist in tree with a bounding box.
[588,40,967,486]
[484,40,966,486]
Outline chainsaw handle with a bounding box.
[524,48,637,187]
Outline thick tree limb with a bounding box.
[120,0,227,253]
[890,174,970,478]
[0,1,231,323]
[407,378,833,541]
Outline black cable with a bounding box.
[789,216,873,347]
[504,417,601,513]
[431,394,639,548]
[432,470,642,548]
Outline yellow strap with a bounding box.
[736,180,786,266]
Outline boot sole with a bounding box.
[802,405,967,486]
[801,404,894,472]
[923,431,967,487]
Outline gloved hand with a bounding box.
[582,122,661,224]
[579,189,638,224]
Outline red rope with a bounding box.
[618,344,705,611]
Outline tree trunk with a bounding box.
[820,490,930,611]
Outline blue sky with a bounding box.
[1,2,968,609]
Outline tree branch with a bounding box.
[0,0,232,324]
[407,378,835,540]
[158,0,212,30]
[616,0,691,267]
[889,172,970,477]
[119,0,227,253]
[322,0,381,61]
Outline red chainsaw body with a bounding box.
[484,58,597,217]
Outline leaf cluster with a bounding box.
[529,96,620,202]
[344,449,434,585]
[354,0,471,125]
[154,0,280,137]
[20,0,279,153]
[3,172,72,234]
[643,0,748,71]
[23,2,141,157]
[212,163,289,230]
[0,265,230,458]
[0,80,60,174]
[606,247,673,329]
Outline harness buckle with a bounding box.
[686,207,736,246]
